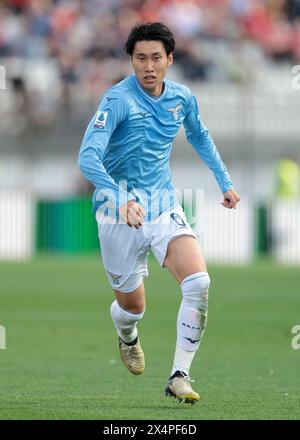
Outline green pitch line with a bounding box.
[0,256,299,420]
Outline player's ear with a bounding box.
[167,52,173,67]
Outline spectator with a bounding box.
[0,0,299,129]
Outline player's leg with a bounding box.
[110,283,146,375]
[164,234,207,281]
[95,211,148,375]
[114,283,146,314]
[111,282,146,344]
[163,235,210,402]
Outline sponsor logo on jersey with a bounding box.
[105,96,117,102]
[94,110,108,128]
[138,111,150,118]
[167,104,182,121]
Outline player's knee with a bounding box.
[181,272,211,311]
[125,303,145,315]
[114,297,146,315]
[111,300,145,320]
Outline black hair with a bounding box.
[124,22,175,56]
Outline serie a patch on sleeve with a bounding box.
[94,110,108,129]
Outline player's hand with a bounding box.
[221,189,240,209]
[119,200,145,229]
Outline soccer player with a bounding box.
[78,22,240,404]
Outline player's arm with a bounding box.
[221,189,240,209]
[78,93,139,221]
[183,94,240,209]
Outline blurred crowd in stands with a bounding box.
[1,0,300,126]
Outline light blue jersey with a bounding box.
[78,74,233,219]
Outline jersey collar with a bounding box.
[132,75,167,102]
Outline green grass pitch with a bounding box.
[0,255,300,420]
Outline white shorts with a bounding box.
[96,204,197,293]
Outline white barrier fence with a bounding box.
[199,199,253,264]
[0,190,300,264]
[0,189,34,261]
[271,201,300,265]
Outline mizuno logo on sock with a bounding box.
[184,337,201,344]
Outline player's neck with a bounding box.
[136,77,165,99]
[149,82,165,97]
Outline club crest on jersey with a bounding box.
[94,110,108,128]
[167,104,182,121]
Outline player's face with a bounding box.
[131,40,173,97]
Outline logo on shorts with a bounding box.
[170,212,187,228]
[108,272,122,285]
[94,110,108,128]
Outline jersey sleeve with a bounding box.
[78,93,135,210]
[183,93,234,193]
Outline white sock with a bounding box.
[110,300,144,344]
[170,272,210,377]
[171,344,196,376]
[176,300,206,352]
[170,301,203,376]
